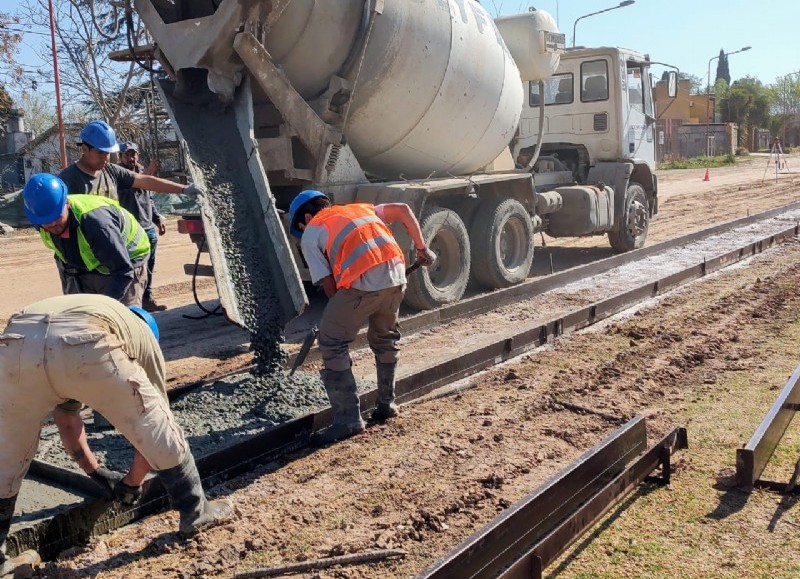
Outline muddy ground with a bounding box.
[4,158,800,577]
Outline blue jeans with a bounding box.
[145,227,158,301]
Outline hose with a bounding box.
[182,236,223,320]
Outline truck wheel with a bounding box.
[404,206,470,310]
[470,198,534,289]
[608,182,649,253]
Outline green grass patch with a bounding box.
[659,153,737,170]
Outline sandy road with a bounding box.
[1,156,797,386]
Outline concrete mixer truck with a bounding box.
[128,0,677,329]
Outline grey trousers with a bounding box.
[318,285,404,372]
[57,259,149,307]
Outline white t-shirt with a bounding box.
[300,204,406,291]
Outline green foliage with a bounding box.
[659,154,737,170]
[680,73,704,94]
[722,77,773,145]
[715,49,730,85]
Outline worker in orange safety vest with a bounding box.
[288,190,436,445]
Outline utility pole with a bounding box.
[48,0,67,169]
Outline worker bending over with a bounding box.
[289,191,435,445]
[24,173,151,306]
[0,295,233,576]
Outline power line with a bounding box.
[2,27,50,37]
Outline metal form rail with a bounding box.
[8,210,800,560]
[416,418,688,579]
[169,200,800,403]
[736,362,800,489]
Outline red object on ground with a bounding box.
[703,168,710,181]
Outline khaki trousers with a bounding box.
[0,313,187,498]
[318,285,404,372]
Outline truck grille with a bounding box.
[593,113,608,132]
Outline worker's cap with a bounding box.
[288,190,329,239]
[23,173,68,226]
[119,141,139,154]
[128,306,160,341]
[78,120,119,153]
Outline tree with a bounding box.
[0,12,22,116]
[679,73,703,94]
[722,76,772,147]
[716,49,730,85]
[18,0,151,127]
[15,89,55,136]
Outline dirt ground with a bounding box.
[5,157,800,577]
[2,156,798,388]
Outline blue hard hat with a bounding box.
[79,120,119,153]
[128,306,160,342]
[288,190,328,239]
[23,173,68,225]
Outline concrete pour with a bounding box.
[24,83,357,511]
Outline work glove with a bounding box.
[89,466,125,498]
[183,182,205,197]
[113,479,143,506]
[416,247,437,267]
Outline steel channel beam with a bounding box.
[417,419,688,579]
[736,363,800,487]
[510,427,688,579]
[416,417,649,579]
[14,218,797,558]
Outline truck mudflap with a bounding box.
[157,76,307,328]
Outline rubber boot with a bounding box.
[157,452,234,537]
[311,368,365,446]
[0,495,41,578]
[371,361,398,421]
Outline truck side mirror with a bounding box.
[667,71,678,98]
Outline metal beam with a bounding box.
[417,419,688,579]
[736,363,800,486]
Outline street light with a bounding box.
[572,1,634,48]
[705,46,751,156]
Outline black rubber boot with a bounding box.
[371,361,399,421]
[0,495,41,576]
[311,368,365,446]
[157,452,233,537]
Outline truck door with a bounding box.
[623,62,655,169]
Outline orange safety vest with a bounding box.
[309,204,405,290]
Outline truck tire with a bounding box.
[608,182,649,253]
[404,206,470,310]
[469,198,534,289]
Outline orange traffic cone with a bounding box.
[703,168,710,181]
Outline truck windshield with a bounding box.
[529,73,574,107]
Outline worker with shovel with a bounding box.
[0,294,233,576]
[288,191,435,445]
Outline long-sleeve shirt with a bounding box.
[51,205,146,301]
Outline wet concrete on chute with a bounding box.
[20,90,365,515]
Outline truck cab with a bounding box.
[513,46,661,251]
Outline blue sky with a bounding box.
[2,0,797,100]
[495,0,797,85]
